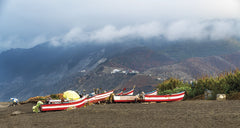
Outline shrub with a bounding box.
[157,78,192,95]
[156,69,240,100]
[50,94,59,99]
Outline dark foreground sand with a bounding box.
[0,101,240,128]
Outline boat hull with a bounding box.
[122,89,134,96]
[40,96,86,111]
[142,91,185,102]
[145,90,158,96]
[113,95,138,103]
[87,90,114,104]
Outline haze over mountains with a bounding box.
[0,38,240,101]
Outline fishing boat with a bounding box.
[86,90,114,104]
[113,95,138,103]
[40,96,87,111]
[116,91,123,96]
[142,91,185,102]
[122,88,134,95]
[116,88,134,96]
[144,90,158,96]
[113,88,136,102]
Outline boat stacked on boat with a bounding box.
[122,88,134,96]
[116,88,134,96]
[86,90,114,104]
[40,96,87,111]
[114,88,138,103]
[113,88,185,103]
[40,90,114,111]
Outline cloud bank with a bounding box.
[50,20,240,46]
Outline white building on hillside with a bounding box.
[111,69,121,74]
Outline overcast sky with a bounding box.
[0,0,240,51]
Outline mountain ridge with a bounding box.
[0,39,240,101]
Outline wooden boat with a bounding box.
[113,88,136,102]
[113,95,138,103]
[122,88,134,96]
[86,90,114,104]
[116,88,134,96]
[116,91,123,96]
[40,96,87,111]
[145,90,158,96]
[142,91,185,102]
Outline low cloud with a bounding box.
[0,35,48,50]
[50,20,240,46]
[90,22,163,42]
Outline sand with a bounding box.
[0,102,10,108]
[0,101,240,128]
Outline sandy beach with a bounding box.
[0,102,9,109]
[0,101,240,128]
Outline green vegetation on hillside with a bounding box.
[157,69,240,100]
[157,78,191,95]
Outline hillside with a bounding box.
[105,47,175,71]
[0,39,240,101]
[159,39,240,60]
[144,52,240,81]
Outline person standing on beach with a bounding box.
[9,98,19,106]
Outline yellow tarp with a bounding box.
[63,90,80,100]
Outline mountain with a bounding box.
[144,54,240,81]
[105,47,175,72]
[0,39,240,101]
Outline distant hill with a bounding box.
[105,47,175,71]
[0,39,240,101]
[144,53,240,81]
[159,39,240,60]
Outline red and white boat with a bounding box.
[113,95,138,103]
[86,90,114,104]
[116,88,134,96]
[122,88,134,96]
[142,91,185,102]
[40,96,87,111]
[145,90,158,96]
[116,91,123,96]
[113,88,136,102]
